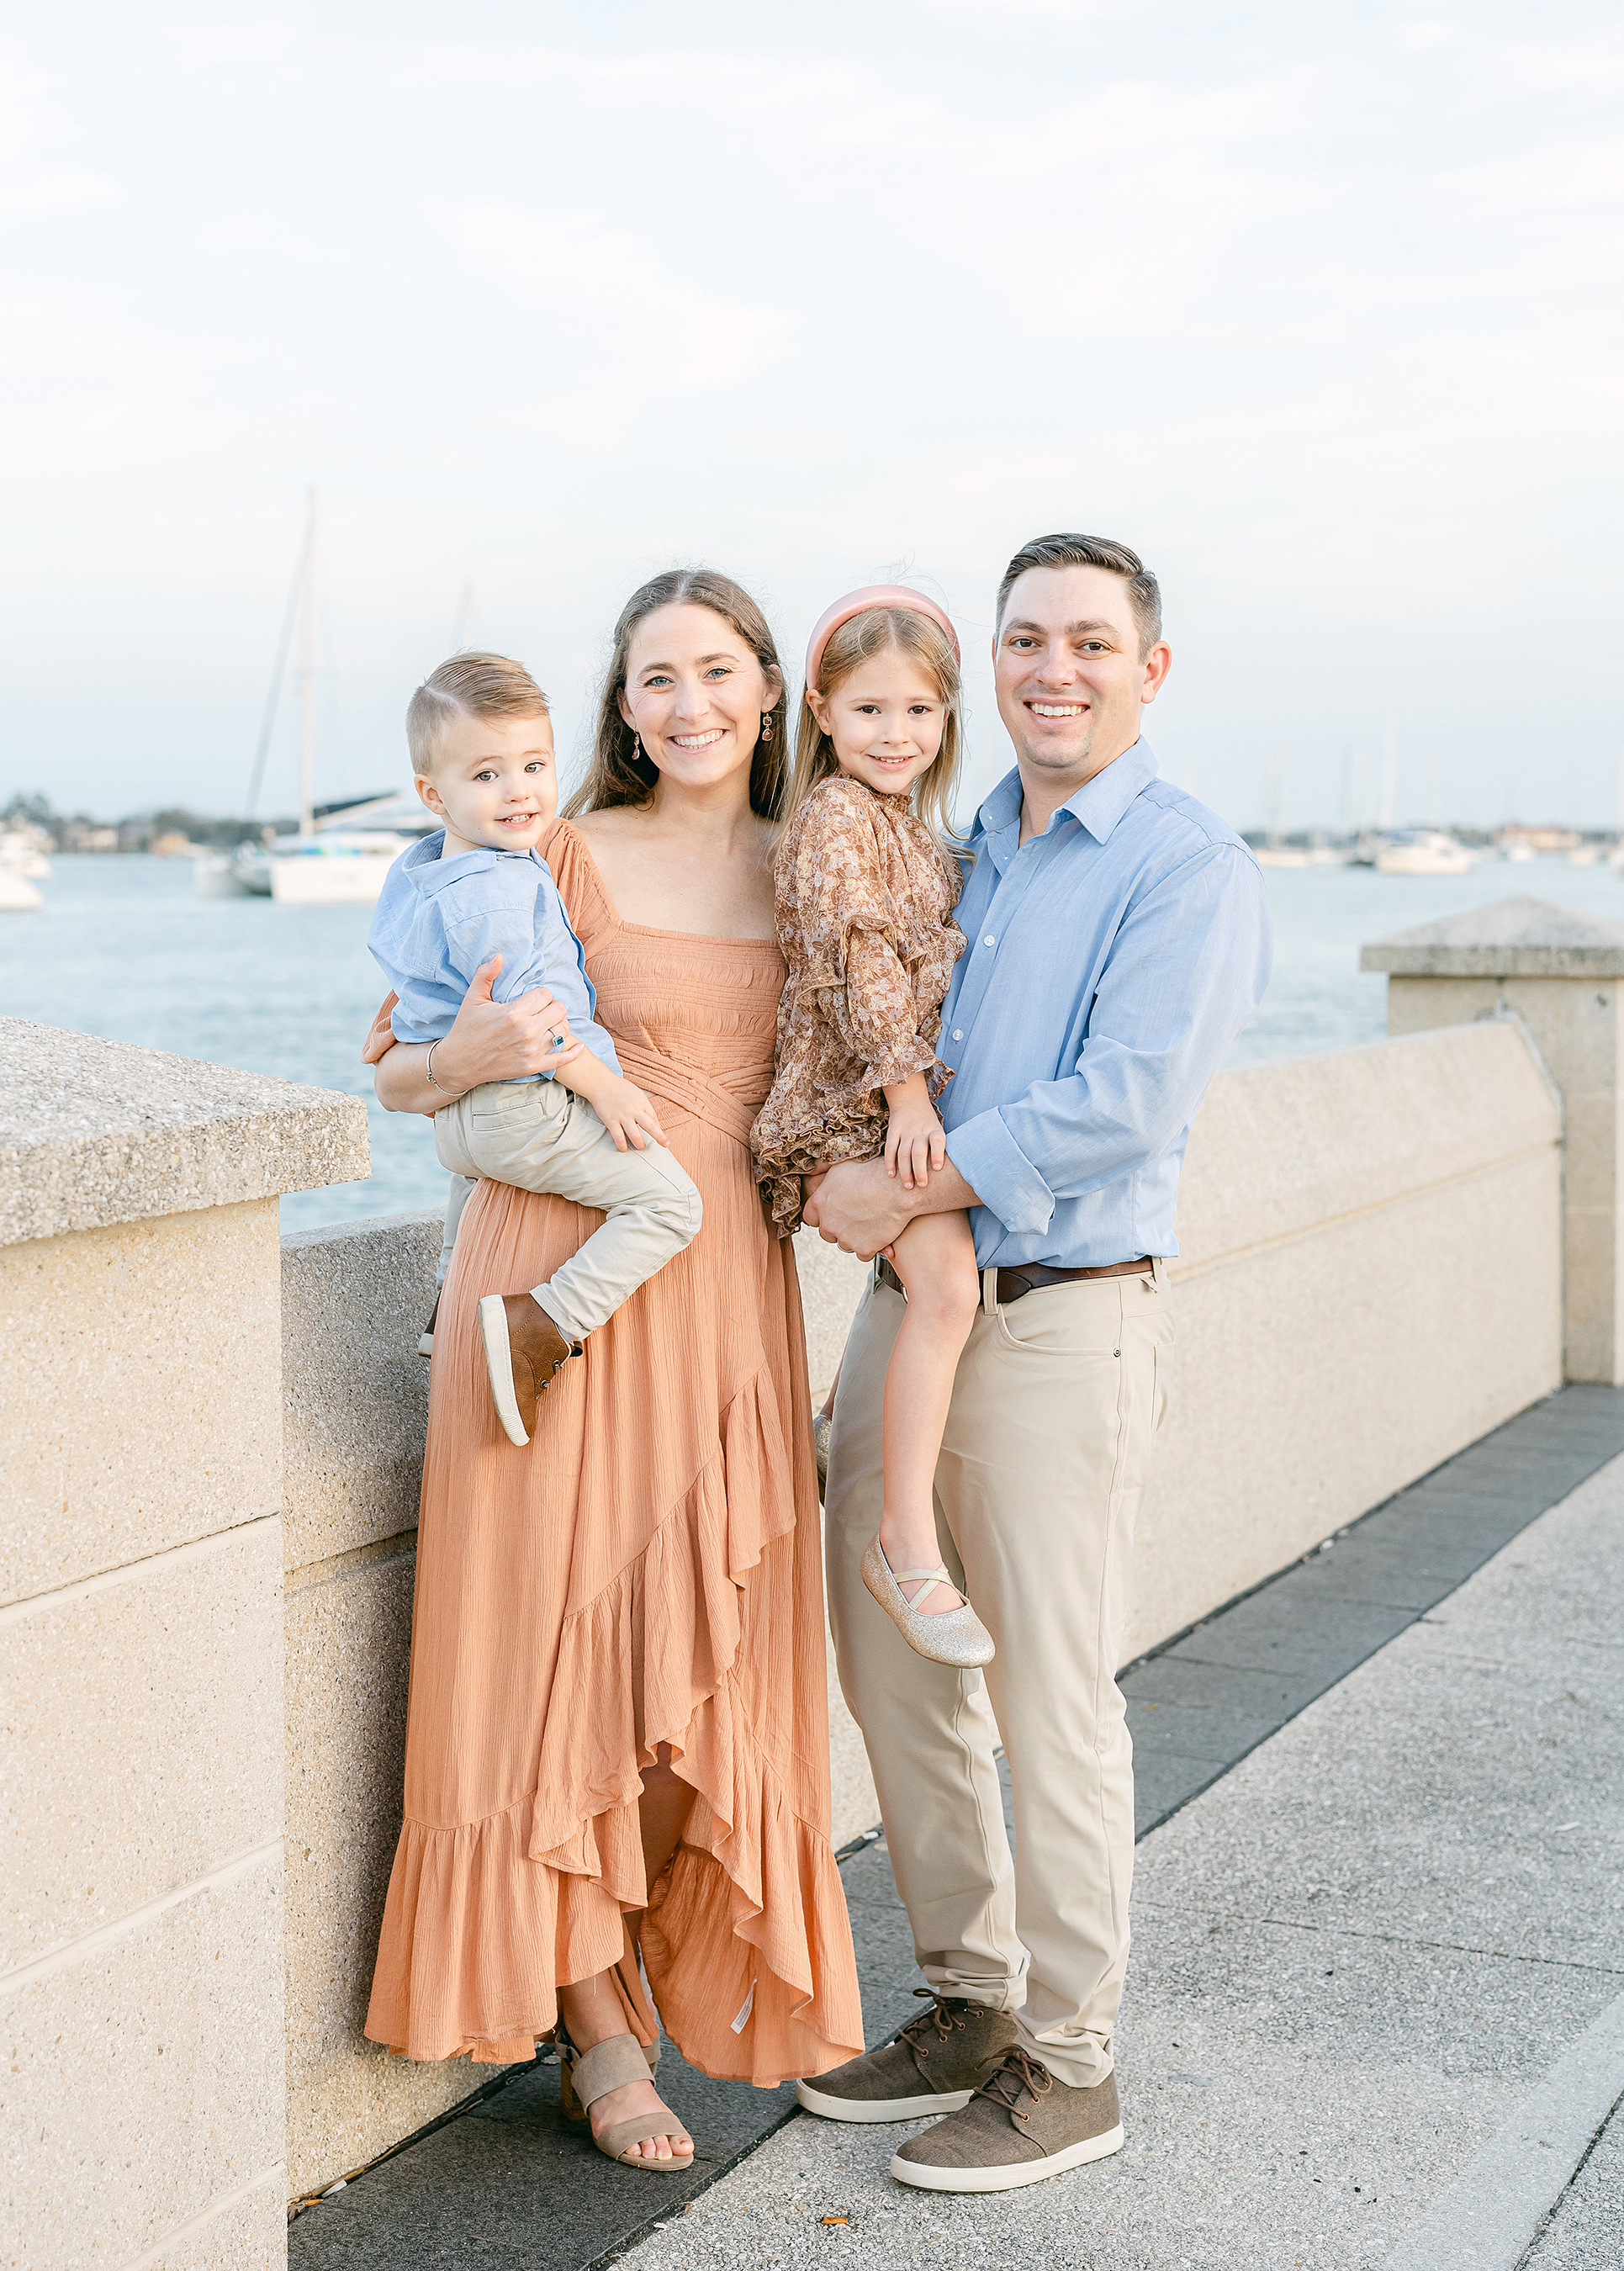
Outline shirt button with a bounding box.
[983,934,997,947]
[951,1030,964,1042]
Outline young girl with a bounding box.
[752,586,992,1669]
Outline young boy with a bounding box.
[368,652,701,1447]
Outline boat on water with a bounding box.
[0,828,51,881]
[0,869,43,912]
[0,825,49,909]
[1374,830,1475,876]
[197,793,432,904]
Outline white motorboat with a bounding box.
[266,828,412,903]
[1374,831,1475,876]
[0,868,42,912]
[0,828,51,880]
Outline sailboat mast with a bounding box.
[299,487,317,839]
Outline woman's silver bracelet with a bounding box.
[424,1040,466,1098]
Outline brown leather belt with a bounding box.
[876,1255,1154,1305]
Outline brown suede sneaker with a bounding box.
[477,1294,579,1446]
[796,1993,1017,2124]
[890,2047,1122,2191]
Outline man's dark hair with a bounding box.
[995,533,1162,657]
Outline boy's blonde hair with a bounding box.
[407,652,550,776]
[787,607,964,844]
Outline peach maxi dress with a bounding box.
[364,821,865,2085]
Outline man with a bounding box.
[799,533,1271,2193]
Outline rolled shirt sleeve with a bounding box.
[945,844,1272,1236]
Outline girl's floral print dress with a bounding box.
[752,776,964,1237]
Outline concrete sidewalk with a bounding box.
[621,1454,1624,2271]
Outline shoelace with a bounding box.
[899,1988,972,2055]
[974,2046,1055,2111]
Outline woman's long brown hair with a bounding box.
[565,568,791,820]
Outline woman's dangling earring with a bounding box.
[632,733,644,765]
[760,712,773,743]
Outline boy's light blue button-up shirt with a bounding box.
[940,740,1271,1268]
[368,832,620,1077]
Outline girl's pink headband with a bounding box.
[804,584,960,693]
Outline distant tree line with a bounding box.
[1,791,294,852]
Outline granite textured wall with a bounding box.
[278,1214,474,2201]
[1124,1017,1561,1657]
[1,1024,368,2271]
[1362,896,1624,1384]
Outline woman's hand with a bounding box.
[371,957,582,1116]
[882,1072,947,1195]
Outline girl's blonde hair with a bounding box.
[787,606,964,844]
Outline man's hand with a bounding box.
[801,1157,919,1259]
[803,1152,983,1259]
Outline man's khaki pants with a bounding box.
[824,1263,1172,2089]
[431,1078,701,1343]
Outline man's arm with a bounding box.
[944,844,1270,1239]
[806,844,1269,1259]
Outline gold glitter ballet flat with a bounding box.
[812,1411,832,1496]
[861,1534,996,1669]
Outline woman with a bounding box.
[363,569,864,2168]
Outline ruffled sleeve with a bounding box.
[782,785,939,1090]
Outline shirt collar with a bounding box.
[974,738,1158,866]
[408,833,541,897]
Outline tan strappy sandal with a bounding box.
[861,1533,995,1668]
[556,2028,693,2170]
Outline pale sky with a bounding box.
[3,2,1620,834]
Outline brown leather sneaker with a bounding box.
[796,1993,1017,2124]
[477,1294,579,1446]
[890,2048,1123,2192]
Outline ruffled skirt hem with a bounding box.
[364,1364,865,2086]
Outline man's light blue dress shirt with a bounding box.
[368,832,620,1077]
[940,740,1271,1268]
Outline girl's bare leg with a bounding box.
[879,1210,981,1615]
[555,1745,695,2160]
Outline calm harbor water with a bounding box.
[4,852,1621,1235]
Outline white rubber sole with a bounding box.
[477,1297,529,1446]
[890,2121,1124,2192]
[417,1331,434,1358]
[795,2079,974,2123]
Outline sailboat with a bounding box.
[197,491,428,904]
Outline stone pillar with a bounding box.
[0,1020,368,2270]
[1361,896,1624,1384]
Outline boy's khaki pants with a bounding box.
[431,1078,701,1342]
[823,1263,1172,2089]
